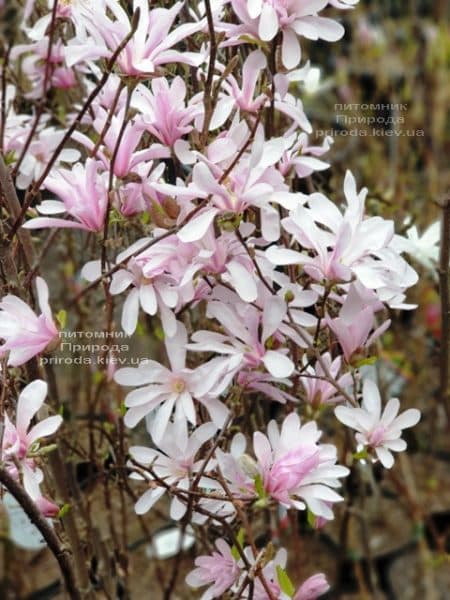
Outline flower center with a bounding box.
[172,378,186,394]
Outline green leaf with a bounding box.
[4,150,16,165]
[254,473,265,500]
[354,356,378,368]
[56,309,67,329]
[154,324,165,341]
[307,508,316,529]
[92,370,104,385]
[231,528,245,560]
[57,504,71,519]
[353,449,369,460]
[276,565,295,598]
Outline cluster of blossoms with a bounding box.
[0,0,428,596]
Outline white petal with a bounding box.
[262,350,294,378]
[177,208,218,243]
[259,4,279,41]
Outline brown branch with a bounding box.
[200,0,217,146]
[0,466,81,600]
[438,197,450,423]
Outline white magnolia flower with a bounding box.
[114,321,237,441]
[129,420,217,519]
[335,379,421,468]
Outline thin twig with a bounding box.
[438,197,450,422]
[0,466,81,600]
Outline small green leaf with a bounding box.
[276,565,295,598]
[4,150,16,165]
[57,504,71,519]
[154,324,165,341]
[354,356,378,368]
[56,309,67,329]
[231,528,245,560]
[254,473,266,499]
[92,370,104,385]
[307,508,316,528]
[353,449,369,460]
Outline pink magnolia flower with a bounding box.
[10,38,76,100]
[152,125,293,243]
[299,352,352,406]
[237,370,297,404]
[218,413,348,519]
[228,0,345,69]
[68,0,204,75]
[278,132,332,179]
[325,284,391,363]
[186,538,241,599]
[266,171,418,308]
[14,127,80,190]
[114,321,237,440]
[129,420,217,519]
[82,235,194,336]
[208,51,311,133]
[240,547,329,600]
[0,278,58,367]
[23,159,108,232]
[335,379,421,468]
[132,77,200,147]
[252,412,348,517]
[2,380,63,494]
[72,104,170,178]
[207,50,268,129]
[188,295,295,379]
[180,228,258,303]
[294,573,330,600]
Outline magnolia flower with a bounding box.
[335,379,421,468]
[299,353,352,406]
[325,284,391,363]
[266,171,418,309]
[188,296,295,379]
[253,412,348,517]
[23,159,108,232]
[114,321,236,440]
[218,413,348,519]
[278,132,332,179]
[133,77,200,147]
[152,125,292,243]
[179,228,258,303]
[81,236,185,337]
[186,538,241,599]
[129,420,217,519]
[392,220,440,273]
[239,547,329,600]
[72,107,170,179]
[14,127,80,189]
[67,0,204,75]
[0,278,58,367]
[228,0,345,69]
[2,380,63,494]
[10,38,76,101]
